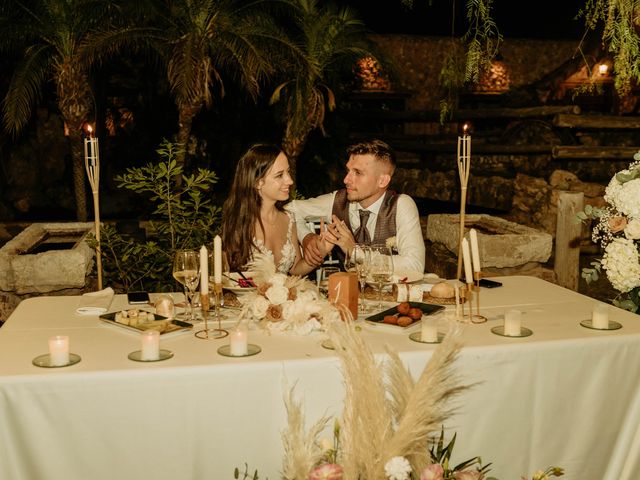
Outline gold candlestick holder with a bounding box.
[458,286,469,323]
[195,283,228,339]
[469,272,487,324]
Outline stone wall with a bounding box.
[368,34,579,111]
[365,34,640,234]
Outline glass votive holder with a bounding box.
[504,309,522,336]
[48,335,70,366]
[155,294,175,318]
[229,323,249,356]
[592,302,610,329]
[140,330,160,361]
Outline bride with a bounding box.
[221,144,331,276]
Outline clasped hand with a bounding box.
[302,215,355,266]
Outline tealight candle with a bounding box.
[48,335,69,366]
[421,316,438,343]
[141,330,160,361]
[592,303,609,329]
[229,324,248,356]
[504,310,522,336]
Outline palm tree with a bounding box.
[151,0,290,170]
[269,0,374,180]
[0,0,130,221]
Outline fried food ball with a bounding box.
[397,302,411,315]
[383,315,398,325]
[397,315,413,327]
[408,308,423,320]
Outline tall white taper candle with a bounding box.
[469,228,481,272]
[200,245,209,297]
[213,235,222,283]
[461,238,474,284]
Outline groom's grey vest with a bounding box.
[331,189,399,245]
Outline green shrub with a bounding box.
[88,140,221,292]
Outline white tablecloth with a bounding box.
[0,276,639,480]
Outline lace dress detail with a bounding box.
[253,211,297,274]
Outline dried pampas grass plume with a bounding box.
[245,252,314,291]
[327,319,467,479]
[244,253,277,285]
[281,379,331,480]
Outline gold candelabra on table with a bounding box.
[195,283,228,339]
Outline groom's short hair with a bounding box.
[346,139,396,175]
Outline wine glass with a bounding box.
[172,250,200,323]
[345,244,371,314]
[368,244,394,310]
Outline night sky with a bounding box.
[342,0,588,40]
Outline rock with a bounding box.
[426,213,552,268]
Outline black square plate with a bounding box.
[365,302,445,330]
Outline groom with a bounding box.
[287,139,425,273]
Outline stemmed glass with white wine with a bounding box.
[368,244,394,310]
[345,244,371,314]
[172,250,200,323]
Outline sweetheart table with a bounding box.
[0,276,639,480]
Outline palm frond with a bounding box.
[2,44,52,135]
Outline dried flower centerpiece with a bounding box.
[238,254,342,335]
[275,319,564,480]
[579,153,640,312]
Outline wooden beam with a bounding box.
[554,192,584,291]
[553,114,640,129]
[383,140,551,154]
[552,145,640,159]
[342,105,582,122]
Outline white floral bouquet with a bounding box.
[579,153,640,311]
[238,254,342,335]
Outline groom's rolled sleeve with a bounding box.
[393,195,425,273]
[286,192,337,242]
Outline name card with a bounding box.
[328,272,358,320]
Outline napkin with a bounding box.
[76,287,115,315]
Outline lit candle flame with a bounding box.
[463,123,470,135]
[86,125,93,137]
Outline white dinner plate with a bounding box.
[222,271,257,294]
[391,269,423,284]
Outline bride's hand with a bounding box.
[316,218,335,256]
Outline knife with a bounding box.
[171,319,193,328]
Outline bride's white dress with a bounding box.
[252,211,297,274]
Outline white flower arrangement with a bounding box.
[238,254,342,335]
[579,153,640,311]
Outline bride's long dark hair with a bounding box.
[222,143,286,271]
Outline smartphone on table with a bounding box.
[127,291,151,304]
[478,278,502,288]
[459,278,503,288]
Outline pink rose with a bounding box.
[454,469,481,480]
[308,463,343,480]
[609,216,628,233]
[420,463,444,480]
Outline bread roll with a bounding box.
[430,281,455,299]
